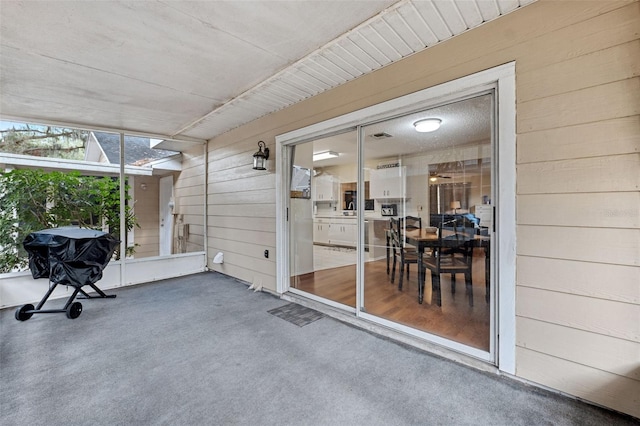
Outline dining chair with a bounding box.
[420,220,474,307]
[404,215,422,232]
[390,216,421,290]
[386,220,392,275]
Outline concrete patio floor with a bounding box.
[1,271,635,425]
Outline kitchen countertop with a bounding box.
[314,214,392,220]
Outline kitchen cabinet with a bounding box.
[313,175,338,201]
[369,166,405,199]
[313,219,330,245]
[328,218,357,247]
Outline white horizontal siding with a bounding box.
[204,1,640,417]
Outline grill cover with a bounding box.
[23,227,119,287]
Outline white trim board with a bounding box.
[0,152,153,176]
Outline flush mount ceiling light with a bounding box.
[313,151,339,162]
[413,118,442,133]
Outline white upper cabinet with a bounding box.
[313,175,338,201]
[369,166,406,199]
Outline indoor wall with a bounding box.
[206,1,640,417]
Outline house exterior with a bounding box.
[85,131,182,258]
[200,1,639,418]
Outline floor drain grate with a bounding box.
[268,303,325,327]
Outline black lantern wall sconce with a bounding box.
[252,141,270,170]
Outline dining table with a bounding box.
[404,228,490,305]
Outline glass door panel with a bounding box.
[289,130,358,308]
[361,94,493,352]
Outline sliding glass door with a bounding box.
[288,130,358,309]
[278,63,517,365]
[285,95,495,351]
[361,94,494,353]
[285,93,494,353]
[276,70,515,366]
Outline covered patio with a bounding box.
[2,0,639,421]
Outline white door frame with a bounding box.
[159,175,174,256]
[275,63,516,373]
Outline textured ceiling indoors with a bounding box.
[310,93,492,167]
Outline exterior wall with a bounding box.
[206,141,276,286]
[206,0,640,417]
[131,145,206,258]
[174,145,206,253]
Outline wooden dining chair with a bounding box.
[420,220,474,307]
[403,216,422,232]
[386,220,392,275]
[390,216,421,290]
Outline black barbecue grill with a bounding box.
[15,227,119,321]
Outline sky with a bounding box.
[0,120,37,131]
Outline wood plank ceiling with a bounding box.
[0,0,535,145]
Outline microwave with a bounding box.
[381,204,397,216]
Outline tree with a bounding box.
[0,169,138,273]
[0,123,88,159]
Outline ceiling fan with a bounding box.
[429,161,464,181]
[429,171,451,181]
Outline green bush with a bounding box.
[0,169,137,273]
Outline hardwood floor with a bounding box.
[292,249,490,351]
